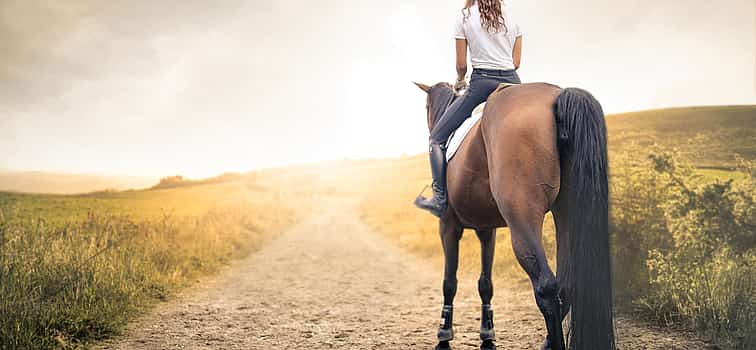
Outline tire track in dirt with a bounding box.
[99,197,711,349]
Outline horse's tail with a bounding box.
[554,87,615,350]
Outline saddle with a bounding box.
[445,83,518,161]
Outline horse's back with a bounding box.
[447,83,562,228]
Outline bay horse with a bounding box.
[413,82,615,350]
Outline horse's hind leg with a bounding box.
[542,204,571,350]
[504,207,565,350]
[436,214,463,350]
[476,228,497,350]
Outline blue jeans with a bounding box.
[429,68,521,145]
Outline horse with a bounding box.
[412,81,615,350]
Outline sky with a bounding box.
[1,0,754,178]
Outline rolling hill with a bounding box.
[0,171,156,194]
[605,105,755,168]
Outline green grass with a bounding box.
[0,180,255,223]
[0,174,299,349]
[694,168,749,182]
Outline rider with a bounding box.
[415,0,523,217]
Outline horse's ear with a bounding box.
[413,82,431,93]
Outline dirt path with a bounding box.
[100,197,711,349]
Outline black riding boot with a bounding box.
[414,143,448,217]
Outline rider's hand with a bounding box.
[454,79,468,93]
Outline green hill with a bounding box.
[606,105,755,168]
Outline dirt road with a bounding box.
[100,197,711,349]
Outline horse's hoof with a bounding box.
[480,339,496,350]
[435,340,452,350]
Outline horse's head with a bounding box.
[413,82,457,132]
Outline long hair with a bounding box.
[463,0,507,34]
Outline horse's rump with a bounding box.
[447,83,563,228]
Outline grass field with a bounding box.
[606,105,755,169]
[0,172,301,349]
[0,171,156,195]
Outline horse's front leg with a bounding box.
[476,228,497,350]
[436,214,463,350]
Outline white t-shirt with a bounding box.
[454,3,522,71]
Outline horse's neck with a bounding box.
[431,97,457,130]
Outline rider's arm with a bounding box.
[513,36,523,70]
[455,39,468,81]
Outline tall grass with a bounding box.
[0,180,295,349]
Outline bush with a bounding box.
[611,147,755,349]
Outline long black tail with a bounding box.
[554,88,615,350]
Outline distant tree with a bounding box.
[152,175,186,189]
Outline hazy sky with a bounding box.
[1,0,754,177]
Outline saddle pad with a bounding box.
[444,83,518,161]
[445,103,485,161]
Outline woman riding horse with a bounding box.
[413,1,616,350]
[414,0,523,217]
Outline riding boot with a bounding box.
[414,143,448,217]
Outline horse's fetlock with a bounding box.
[480,304,495,330]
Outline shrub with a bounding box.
[611,147,755,349]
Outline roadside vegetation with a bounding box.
[0,176,297,349]
[611,147,754,349]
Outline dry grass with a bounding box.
[0,174,300,349]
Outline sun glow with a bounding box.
[1,0,753,179]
